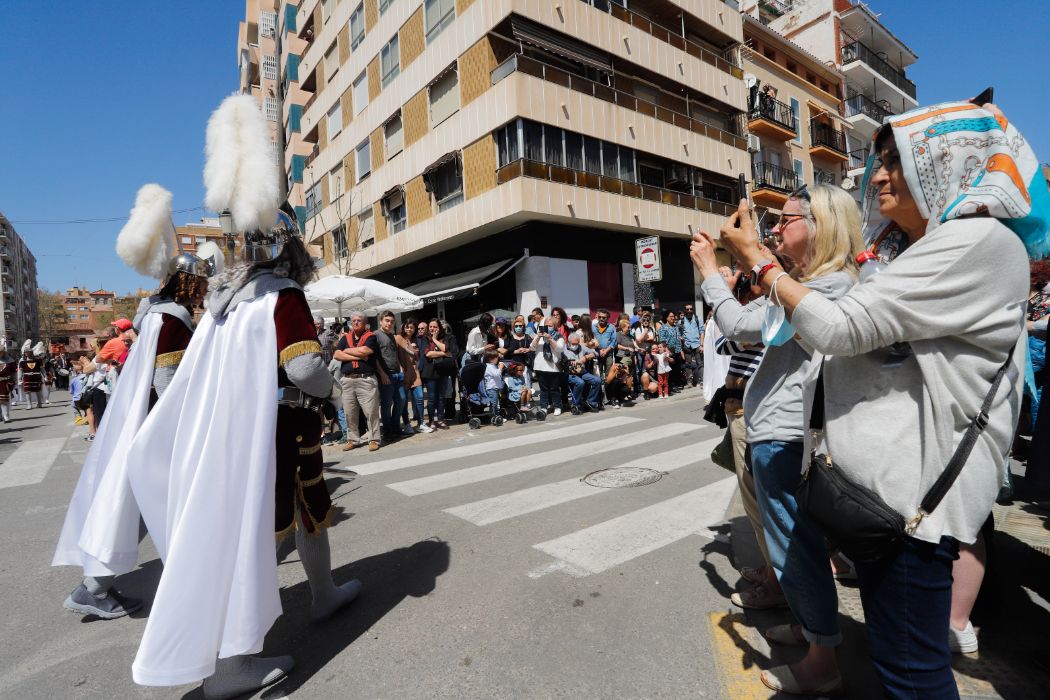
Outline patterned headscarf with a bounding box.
[861,101,1050,259]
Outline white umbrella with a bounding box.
[304,275,423,318]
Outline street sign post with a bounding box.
[635,236,662,283]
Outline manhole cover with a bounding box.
[583,467,663,488]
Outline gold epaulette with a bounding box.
[279,340,321,367]
[155,350,185,368]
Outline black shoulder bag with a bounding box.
[797,351,1012,564]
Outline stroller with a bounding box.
[460,362,545,429]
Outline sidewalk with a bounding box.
[721,461,1050,699]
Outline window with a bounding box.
[350,4,365,50]
[260,11,277,38]
[523,120,544,162]
[564,131,583,171]
[262,54,278,80]
[379,0,396,13]
[265,96,279,122]
[384,113,403,159]
[327,100,342,137]
[543,125,564,167]
[358,207,375,248]
[427,155,463,211]
[305,182,322,218]
[195,236,207,245]
[383,189,407,234]
[333,224,349,258]
[355,139,371,181]
[66,306,76,311]
[425,0,455,43]
[639,163,664,187]
[324,42,339,79]
[793,158,805,185]
[428,67,459,126]
[583,135,601,173]
[80,314,88,320]
[181,236,192,244]
[790,98,801,142]
[329,164,344,201]
[601,141,619,178]
[496,120,520,167]
[352,71,368,114]
[381,35,400,88]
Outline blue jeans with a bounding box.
[485,388,500,419]
[567,373,601,406]
[750,440,841,646]
[405,385,424,425]
[337,406,348,436]
[379,372,407,435]
[856,536,960,699]
[426,377,449,424]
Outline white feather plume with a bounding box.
[195,241,225,277]
[32,342,45,358]
[204,94,279,233]
[21,339,31,354]
[116,184,175,280]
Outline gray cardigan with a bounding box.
[701,269,855,443]
[791,217,1028,545]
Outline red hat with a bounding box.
[111,318,133,332]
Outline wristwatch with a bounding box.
[749,259,776,285]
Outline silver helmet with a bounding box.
[239,210,300,263]
[166,252,214,279]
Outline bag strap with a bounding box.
[912,347,1014,528]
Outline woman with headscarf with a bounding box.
[709,101,1048,698]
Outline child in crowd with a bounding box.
[482,350,503,422]
[652,342,672,399]
[504,362,531,411]
[69,359,87,425]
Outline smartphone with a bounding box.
[973,86,994,105]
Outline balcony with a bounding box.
[582,0,743,79]
[809,123,848,162]
[814,168,837,186]
[491,54,748,152]
[842,93,894,131]
[0,246,9,258]
[840,41,916,100]
[747,94,797,141]
[496,158,738,218]
[847,148,869,172]
[751,161,798,208]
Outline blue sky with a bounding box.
[1,1,1048,294]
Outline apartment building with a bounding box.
[739,5,847,226]
[0,213,40,346]
[238,1,287,182]
[175,218,226,257]
[763,0,917,185]
[265,0,749,320]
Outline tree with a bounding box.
[36,289,67,344]
[114,293,147,322]
[302,169,358,277]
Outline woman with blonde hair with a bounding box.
[690,183,863,695]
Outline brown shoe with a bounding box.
[342,441,356,451]
[368,441,380,451]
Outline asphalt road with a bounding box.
[0,388,764,699]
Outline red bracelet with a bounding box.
[757,262,778,279]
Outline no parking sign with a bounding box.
[635,236,662,282]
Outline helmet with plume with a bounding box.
[116,184,216,282]
[21,339,32,355]
[32,342,46,359]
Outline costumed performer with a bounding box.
[18,340,45,408]
[0,342,16,423]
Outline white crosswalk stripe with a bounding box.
[529,476,738,577]
[444,437,724,526]
[354,416,643,475]
[388,422,701,496]
[0,437,69,490]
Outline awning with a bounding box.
[422,151,459,178]
[406,255,528,303]
[511,16,613,74]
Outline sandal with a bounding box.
[761,664,843,696]
[730,584,788,610]
[764,623,807,646]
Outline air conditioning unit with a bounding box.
[667,165,690,185]
[746,134,761,152]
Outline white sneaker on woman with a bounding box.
[553,408,562,416]
[416,424,435,433]
[948,620,978,654]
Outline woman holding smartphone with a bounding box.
[530,318,566,416]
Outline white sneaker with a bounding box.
[417,424,435,433]
[948,620,978,654]
[553,408,562,416]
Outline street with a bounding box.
[1,390,1046,699]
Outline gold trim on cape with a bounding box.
[279,340,322,367]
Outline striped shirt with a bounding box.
[715,336,764,380]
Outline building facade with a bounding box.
[0,213,41,347]
[250,0,750,322]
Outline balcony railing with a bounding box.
[496,158,738,218]
[759,0,794,16]
[581,0,743,79]
[752,161,799,193]
[810,123,848,155]
[842,93,894,124]
[848,148,869,170]
[840,41,916,99]
[749,94,797,133]
[491,54,748,151]
[814,168,837,186]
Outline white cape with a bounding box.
[702,319,731,403]
[127,292,280,687]
[52,311,162,576]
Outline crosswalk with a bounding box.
[351,415,736,578]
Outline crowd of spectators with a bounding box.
[313,302,707,448]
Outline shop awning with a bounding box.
[406,254,528,303]
[510,16,613,74]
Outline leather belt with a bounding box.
[278,387,327,414]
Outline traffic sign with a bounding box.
[635,236,662,282]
